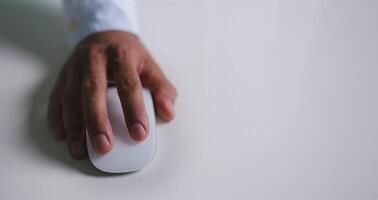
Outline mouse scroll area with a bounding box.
[86,87,156,173]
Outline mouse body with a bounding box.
[86,87,156,173]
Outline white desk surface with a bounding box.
[0,0,377,199]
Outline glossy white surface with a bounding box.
[0,0,377,200]
[87,88,156,173]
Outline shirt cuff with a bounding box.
[63,0,139,44]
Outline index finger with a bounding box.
[109,48,149,142]
[82,46,114,154]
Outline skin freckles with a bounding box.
[47,30,177,159]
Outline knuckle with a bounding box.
[119,76,139,90]
[82,76,100,91]
[76,44,105,66]
[113,42,133,52]
[108,44,143,66]
[78,42,101,52]
[88,44,103,54]
[109,44,130,60]
[88,45,105,63]
[75,47,105,76]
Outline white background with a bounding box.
[0,0,377,199]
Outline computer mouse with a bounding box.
[86,87,156,173]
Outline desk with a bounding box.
[0,0,377,199]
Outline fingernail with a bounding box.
[164,100,174,116]
[130,123,146,141]
[92,134,110,152]
[69,139,86,159]
[162,99,174,120]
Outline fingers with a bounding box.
[141,58,177,121]
[47,77,64,140]
[110,48,149,142]
[62,62,87,159]
[47,68,66,140]
[48,31,178,160]
[82,46,113,154]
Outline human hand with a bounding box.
[47,31,177,159]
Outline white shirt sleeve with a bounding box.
[63,0,139,44]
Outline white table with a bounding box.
[0,0,377,199]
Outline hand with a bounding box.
[47,31,177,159]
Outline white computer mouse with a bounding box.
[86,87,156,173]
